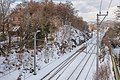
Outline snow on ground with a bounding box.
[0,43,84,80]
[0,25,91,80]
[99,47,115,80]
[113,47,120,58]
[25,33,97,80]
[0,26,114,80]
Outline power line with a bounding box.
[99,0,103,13]
[107,0,113,11]
[99,0,113,13]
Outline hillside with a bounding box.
[0,25,91,80]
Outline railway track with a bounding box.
[40,43,95,80]
[48,46,88,80]
[56,45,96,80]
[66,45,96,80]
[40,46,86,80]
[75,45,96,80]
[0,34,97,80]
[84,56,96,80]
[25,36,97,80]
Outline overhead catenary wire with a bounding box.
[98,0,113,26]
[99,0,113,13]
[107,0,113,11]
[99,0,103,13]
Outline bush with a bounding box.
[25,39,34,49]
[93,64,111,80]
[0,34,7,42]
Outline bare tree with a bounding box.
[0,0,16,34]
[93,64,111,80]
[113,6,120,47]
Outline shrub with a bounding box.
[0,34,7,42]
[93,64,111,80]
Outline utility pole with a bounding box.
[33,32,37,75]
[96,13,100,80]
[96,12,108,80]
[117,6,120,20]
[85,26,87,54]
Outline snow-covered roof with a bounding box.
[9,26,20,32]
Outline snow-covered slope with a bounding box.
[0,25,91,80]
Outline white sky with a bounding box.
[52,0,120,22]
[14,0,120,22]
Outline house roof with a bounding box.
[9,26,20,32]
